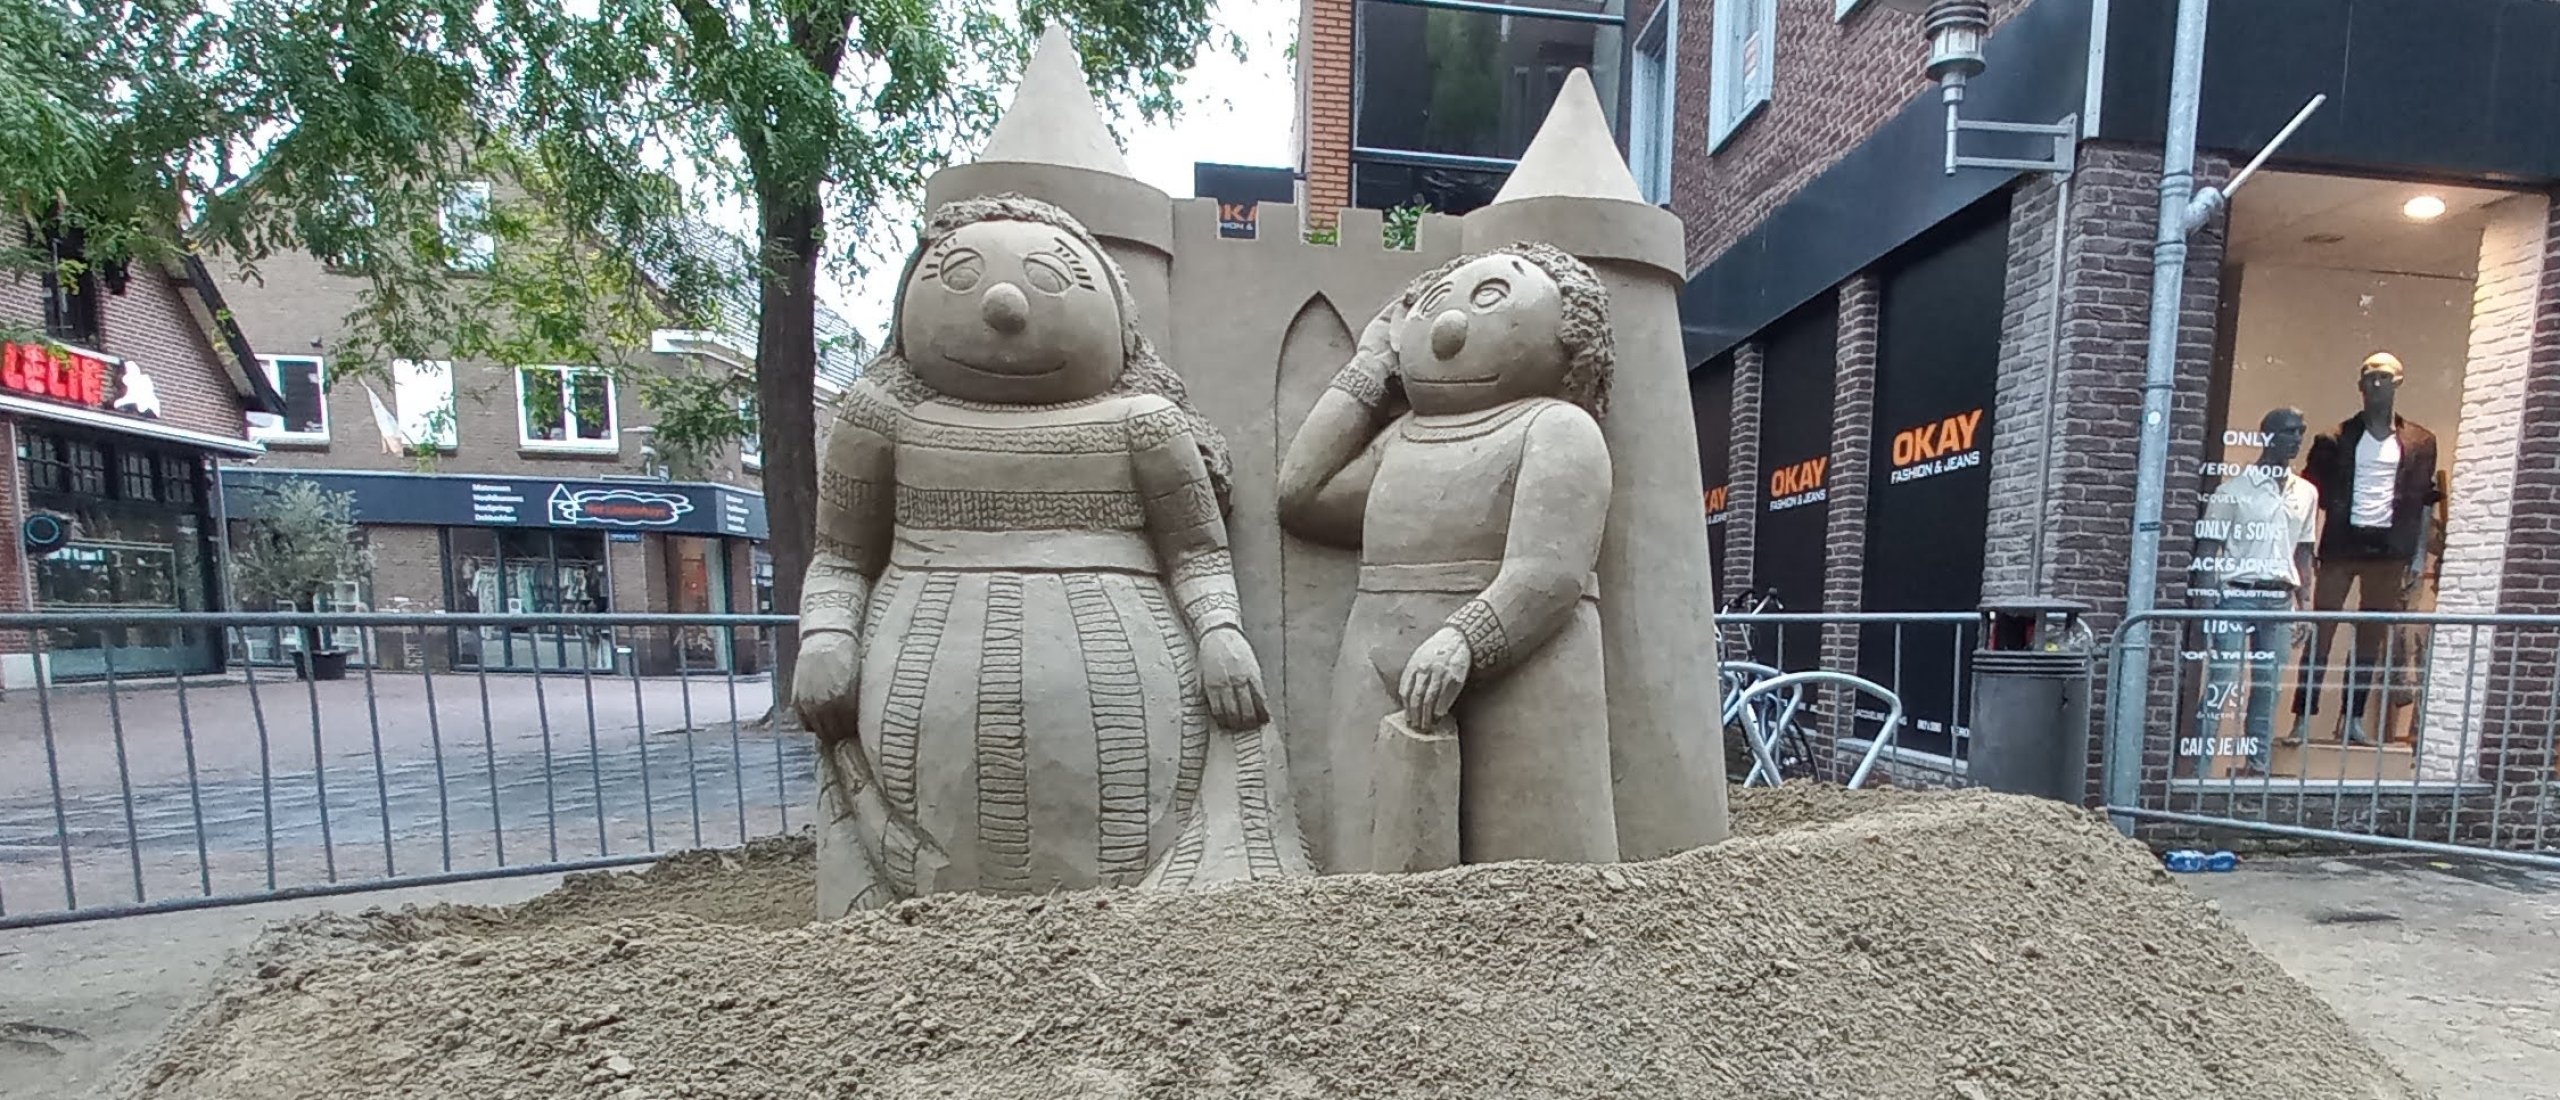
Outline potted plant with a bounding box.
[233,478,374,681]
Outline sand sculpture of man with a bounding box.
[1276,241,1619,873]
[795,194,1307,917]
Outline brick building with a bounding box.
[209,201,865,677]
[2,239,286,687]
[1301,0,2560,834]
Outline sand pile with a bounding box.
[114,790,2420,1100]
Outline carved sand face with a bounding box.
[898,218,1125,404]
[1392,253,1569,415]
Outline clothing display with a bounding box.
[2191,461,2317,772]
[2301,414,2438,562]
[2195,466,2319,590]
[2294,411,2442,730]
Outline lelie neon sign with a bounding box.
[1,342,112,407]
[0,342,160,418]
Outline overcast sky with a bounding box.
[825,0,1300,336]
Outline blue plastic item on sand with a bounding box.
[2163,850,2208,873]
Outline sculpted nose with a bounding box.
[981,282,1030,335]
[1429,309,1469,361]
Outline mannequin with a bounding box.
[2190,407,2317,777]
[2290,352,2440,746]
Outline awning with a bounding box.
[0,393,267,456]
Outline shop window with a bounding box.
[118,451,159,502]
[252,355,329,443]
[65,438,108,497]
[442,181,494,271]
[161,455,199,507]
[1708,0,1775,152]
[391,358,459,450]
[446,527,615,671]
[517,365,618,451]
[2180,171,2548,787]
[1628,0,1676,205]
[20,431,68,493]
[1350,0,1625,215]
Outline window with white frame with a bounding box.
[739,393,762,470]
[391,358,459,451]
[517,365,617,450]
[441,181,494,271]
[251,355,329,443]
[1708,0,1777,152]
[1630,0,1678,204]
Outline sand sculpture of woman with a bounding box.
[795,195,1305,916]
[1278,242,1619,873]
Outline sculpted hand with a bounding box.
[793,632,862,745]
[1198,625,1271,731]
[1398,626,1472,728]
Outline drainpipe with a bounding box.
[2102,0,2208,830]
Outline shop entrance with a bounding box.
[445,528,613,671]
[2190,170,2549,784]
[666,535,732,672]
[20,426,220,679]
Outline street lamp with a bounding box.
[1879,0,2074,176]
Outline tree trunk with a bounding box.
[753,188,825,721]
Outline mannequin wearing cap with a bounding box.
[2290,352,2441,747]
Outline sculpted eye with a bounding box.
[1470,278,1511,308]
[1022,254,1073,295]
[1418,281,1455,314]
[939,248,983,292]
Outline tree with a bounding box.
[231,477,376,670]
[2,0,1236,714]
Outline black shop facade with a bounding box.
[1683,0,2560,800]
[218,468,771,677]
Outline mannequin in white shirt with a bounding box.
[2190,407,2317,776]
[2292,352,2440,747]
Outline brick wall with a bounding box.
[1820,272,1881,750]
[2418,193,2553,781]
[210,241,757,488]
[1670,0,2033,274]
[1724,341,1767,596]
[1969,144,2231,808]
[2,268,255,444]
[2472,192,2560,846]
[1301,0,1355,229]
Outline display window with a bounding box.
[18,426,218,678]
[446,527,614,671]
[2179,171,2548,784]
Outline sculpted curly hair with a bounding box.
[1387,240,1614,422]
[860,194,1236,511]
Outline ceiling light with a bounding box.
[2403,195,2447,221]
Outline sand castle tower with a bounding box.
[1459,71,1731,857]
[925,28,1175,351]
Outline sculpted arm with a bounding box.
[1277,303,1401,547]
[1132,403,1270,730]
[793,385,896,735]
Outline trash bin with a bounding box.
[1967,600,2096,802]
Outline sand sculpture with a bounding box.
[799,31,1731,913]
[1277,243,1621,871]
[794,194,1308,917]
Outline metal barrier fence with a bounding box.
[0,611,801,930]
[2103,608,2560,868]
[1717,611,1982,788]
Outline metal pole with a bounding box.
[2104,0,2210,832]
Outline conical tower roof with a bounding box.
[977,26,1133,176]
[1491,68,1646,205]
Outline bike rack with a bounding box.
[1720,668,1908,790]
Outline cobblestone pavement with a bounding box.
[0,671,819,924]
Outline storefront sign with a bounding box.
[1,342,159,419]
[1194,162,1298,240]
[221,469,769,540]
